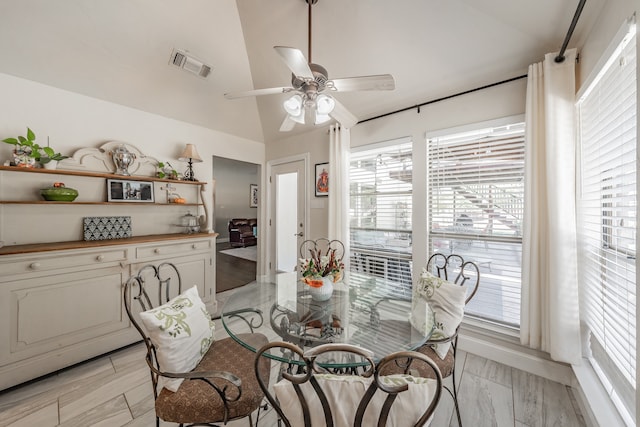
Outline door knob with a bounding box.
[294,232,303,237]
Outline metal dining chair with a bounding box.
[124,262,270,427]
[255,341,443,427]
[379,253,480,427]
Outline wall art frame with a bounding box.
[107,179,155,202]
[250,184,258,207]
[315,162,329,197]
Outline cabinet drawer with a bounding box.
[136,239,212,259]
[0,248,128,277]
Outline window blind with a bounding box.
[577,26,636,422]
[349,139,413,296]
[428,121,525,327]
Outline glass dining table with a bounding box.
[221,271,434,366]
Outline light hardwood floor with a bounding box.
[0,287,586,427]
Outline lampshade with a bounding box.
[316,94,335,115]
[179,144,203,163]
[290,109,306,124]
[315,113,331,124]
[283,94,303,116]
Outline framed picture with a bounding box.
[315,162,329,197]
[250,184,258,207]
[107,179,155,202]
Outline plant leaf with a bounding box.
[2,138,18,145]
[18,136,26,144]
[43,147,54,157]
[26,128,35,141]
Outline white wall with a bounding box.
[0,73,264,245]
[577,0,637,88]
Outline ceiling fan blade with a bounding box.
[329,99,358,128]
[224,86,293,99]
[279,115,296,132]
[331,74,395,92]
[274,46,314,79]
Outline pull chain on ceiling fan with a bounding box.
[224,0,395,131]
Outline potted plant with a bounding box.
[1,127,67,169]
[157,161,178,179]
[2,127,41,168]
[39,146,69,170]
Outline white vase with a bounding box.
[42,160,58,170]
[309,276,334,302]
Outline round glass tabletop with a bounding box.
[221,272,434,366]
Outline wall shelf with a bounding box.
[0,165,206,185]
[0,200,202,206]
[0,163,210,241]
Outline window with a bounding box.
[576,21,636,423]
[349,138,413,296]
[427,119,525,327]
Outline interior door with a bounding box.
[270,160,305,273]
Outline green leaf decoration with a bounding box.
[26,127,35,141]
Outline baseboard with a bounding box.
[572,361,628,427]
[457,326,574,385]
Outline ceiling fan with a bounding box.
[224,0,395,131]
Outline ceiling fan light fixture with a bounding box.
[315,113,331,124]
[283,94,303,116]
[316,94,335,115]
[290,109,306,124]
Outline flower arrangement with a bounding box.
[299,245,344,286]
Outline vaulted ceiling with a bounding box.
[0,0,605,144]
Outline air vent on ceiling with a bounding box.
[169,48,212,79]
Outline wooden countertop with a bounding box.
[0,232,219,255]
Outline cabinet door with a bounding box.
[0,264,131,367]
[130,253,212,307]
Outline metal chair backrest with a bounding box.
[426,253,480,305]
[123,262,182,395]
[299,238,345,262]
[256,341,443,427]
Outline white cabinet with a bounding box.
[0,233,217,391]
[131,237,216,306]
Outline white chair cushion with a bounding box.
[274,373,438,426]
[139,285,215,392]
[410,269,466,359]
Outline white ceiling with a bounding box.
[0,0,605,144]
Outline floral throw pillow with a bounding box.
[410,269,467,359]
[139,285,215,392]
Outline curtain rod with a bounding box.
[555,0,587,63]
[357,73,527,125]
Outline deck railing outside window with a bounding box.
[428,121,525,327]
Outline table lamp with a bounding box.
[178,144,202,181]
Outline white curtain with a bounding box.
[328,124,350,270]
[521,48,581,365]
